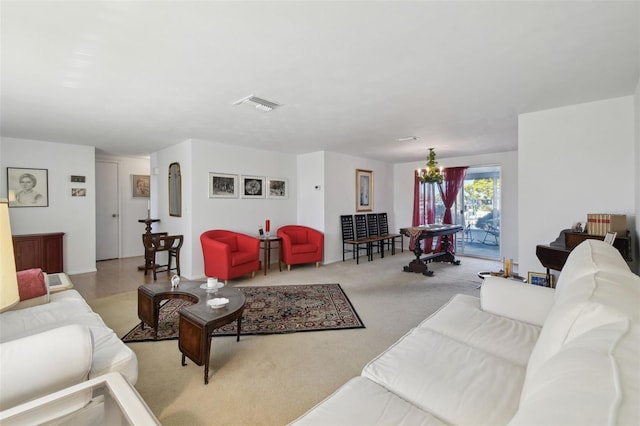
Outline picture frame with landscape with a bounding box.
[209,173,238,198]
[266,177,288,199]
[355,169,373,212]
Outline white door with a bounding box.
[96,161,119,260]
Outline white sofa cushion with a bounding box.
[0,325,92,410]
[363,326,526,425]
[511,320,639,425]
[0,289,138,385]
[419,294,541,366]
[290,377,446,426]
[0,290,94,342]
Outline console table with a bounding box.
[399,225,463,276]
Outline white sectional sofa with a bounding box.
[292,239,640,425]
[0,285,138,410]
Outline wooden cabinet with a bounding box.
[12,232,64,273]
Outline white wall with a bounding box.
[297,151,324,231]
[1,137,96,274]
[324,152,394,264]
[518,96,636,275]
[151,139,298,280]
[96,155,151,258]
[393,151,518,263]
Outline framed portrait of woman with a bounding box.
[7,167,49,207]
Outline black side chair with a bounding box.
[378,212,403,255]
[148,234,184,280]
[340,215,369,264]
[354,214,373,261]
[366,213,385,258]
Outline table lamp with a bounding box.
[0,199,19,312]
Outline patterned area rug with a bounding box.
[122,283,364,343]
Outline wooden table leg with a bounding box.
[204,334,212,385]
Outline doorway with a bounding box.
[96,161,120,260]
[455,166,501,259]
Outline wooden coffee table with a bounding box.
[137,281,245,384]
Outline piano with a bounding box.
[536,230,631,287]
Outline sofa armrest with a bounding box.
[0,325,93,410]
[480,277,555,326]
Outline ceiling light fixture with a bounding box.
[233,94,280,112]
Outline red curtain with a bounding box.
[412,171,421,227]
[435,167,467,252]
[411,171,437,253]
[423,183,437,253]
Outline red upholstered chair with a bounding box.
[277,225,324,271]
[200,230,261,285]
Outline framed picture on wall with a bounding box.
[241,175,265,199]
[7,167,49,207]
[266,177,288,199]
[355,169,373,212]
[131,174,150,198]
[209,173,238,198]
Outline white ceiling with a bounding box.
[1,1,638,163]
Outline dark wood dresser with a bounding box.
[12,232,65,273]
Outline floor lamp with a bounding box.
[0,199,19,312]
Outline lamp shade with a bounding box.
[0,199,19,312]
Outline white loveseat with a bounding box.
[292,239,640,425]
[0,285,138,410]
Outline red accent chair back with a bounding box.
[277,225,324,271]
[200,230,261,284]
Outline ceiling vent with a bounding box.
[233,94,280,112]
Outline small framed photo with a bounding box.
[266,177,288,199]
[132,174,150,198]
[209,173,238,198]
[71,188,86,197]
[604,232,617,245]
[70,175,86,183]
[356,169,373,212]
[241,175,265,199]
[528,271,554,287]
[7,167,49,207]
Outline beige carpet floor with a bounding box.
[88,253,498,425]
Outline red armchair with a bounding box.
[277,225,324,271]
[200,230,261,284]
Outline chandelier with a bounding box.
[416,148,443,184]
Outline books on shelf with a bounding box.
[586,214,626,236]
